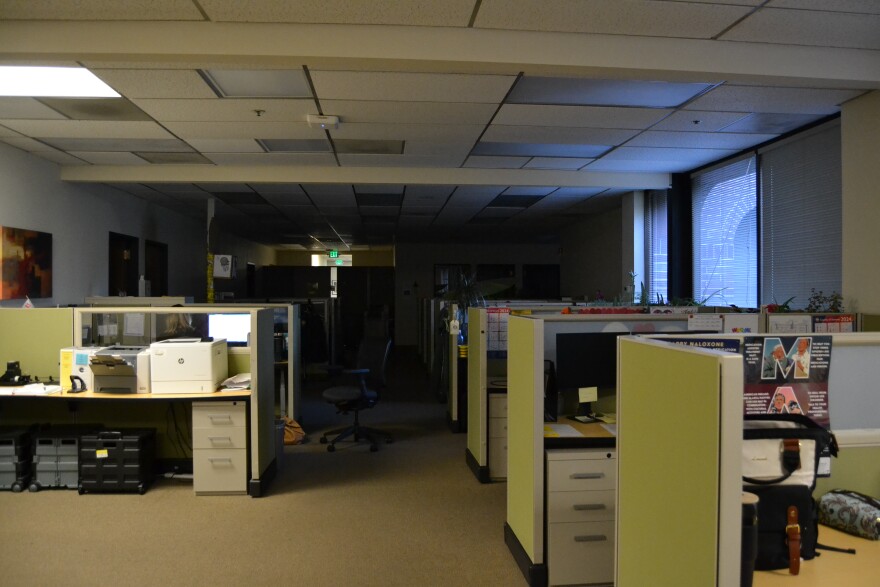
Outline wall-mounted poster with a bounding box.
[742,335,832,428]
[0,226,53,299]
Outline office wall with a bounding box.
[842,90,880,313]
[0,143,274,306]
[559,205,624,300]
[394,242,559,346]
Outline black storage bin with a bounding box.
[78,429,156,495]
[0,427,34,492]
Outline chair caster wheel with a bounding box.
[320,437,328,444]
[370,445,378,452]
[327,444,335,452]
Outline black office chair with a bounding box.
[320,337,394,452]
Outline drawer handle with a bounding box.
[573,503,606,511]
[208,436,233,445]
[209,415,234,424]
[570,472,604,480]
[574,535,608,543]
[207,458,234,466]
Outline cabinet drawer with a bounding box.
[192,401,246,428]
[193,426,247,450]
[488,395,507,418]
[488,439,507,478]
[548,489,615,523]
[193,448,247,494]
[548,521,615,586]
[547,455,616,492]
[488,416,508,438]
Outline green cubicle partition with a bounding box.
[617,337,742,587]
[466,307,488,478]
[506,315,544,567]
[0,308,74,380]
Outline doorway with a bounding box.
[108,232,139,297]
[145,239,168,296]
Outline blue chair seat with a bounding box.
[323,386,377,403]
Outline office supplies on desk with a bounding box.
[150,338,228,394]
[89,345,151,394]
[60,347,98,392]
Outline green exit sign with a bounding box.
[328,250,339,258]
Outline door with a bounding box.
[145,239,168,296]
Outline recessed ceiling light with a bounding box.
[0,66,120,97]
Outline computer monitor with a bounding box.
[555,332,622,417]
[208,313,251,346]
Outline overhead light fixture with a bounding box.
[0,66,120,97]
[306,114,339,130]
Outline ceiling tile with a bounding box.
[358,205,400,217]
[201,69,311,98]
[163,121,324,139]
[337,153,466,167]
[767,0,880,14]
[684,85,865,115]
[329,122,485,142]
[472,142,610,158]
[2,136,53,151]
[135,151,212,164]
[310,71,516,103]
[199,0,476,25]
[507,76,713,107]
[523,157,592,170]
[356,193,404,206]
[67,151,150,165]
[719,112,825,134]
[398,215,436,226]
[0,1,205,20]
[0,119,174,139]
[489,194,545,207]
[254,183,308,195]
[627,130,778,150]
[37,137,192,152]
[261,138,332,152]
[28,150,89,165]
[261,192,313,206]
[494,104,673,129]
[92,69,218,99]
[552,187,607,199]
[205,152,338,166]
[473,0,753,38]
[651,111,750,132]
[0,98,68,119]
[132,98,317,122]
[320,100,498,125]
[335,139,404,155]
[463,156,528,169]
[483,125,639,145]
[184,138,263,153]
[197,183,254,193]
[721,7,880,50]
[355,184,404,194]
[38,97,151,121]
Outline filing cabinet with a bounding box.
[488,394,508,479]
[546,448,616,586]
[192,401,248,495]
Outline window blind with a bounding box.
[646,190,668,304]
[691,155,758,307]
[759,122,841,309]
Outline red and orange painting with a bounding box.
[1,226,52,299]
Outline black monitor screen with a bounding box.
[208,313,251,345]
[555,332,623,392]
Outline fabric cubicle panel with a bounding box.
[506,316,545,563]
[616,337,742,587]
[466,307,488,466]
[0,308,74,381]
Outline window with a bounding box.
[691,156,758,307]
[760,122,841,309]
[645,190,668,303]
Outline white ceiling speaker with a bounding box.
[306,114,339,130]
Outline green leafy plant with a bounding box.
[805,289,844,313]
[765,296,795,313]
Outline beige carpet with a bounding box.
[0,356,527,587]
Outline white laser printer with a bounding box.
[88,346,151,394]
[149,338,228,394]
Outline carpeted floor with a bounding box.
[0,347,527,587]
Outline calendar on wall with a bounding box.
[486,307,510,358]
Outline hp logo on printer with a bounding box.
[178,358,185,364]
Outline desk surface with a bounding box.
[544,420,616,449]
[753,525,878,587]
[0,388,250,401]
